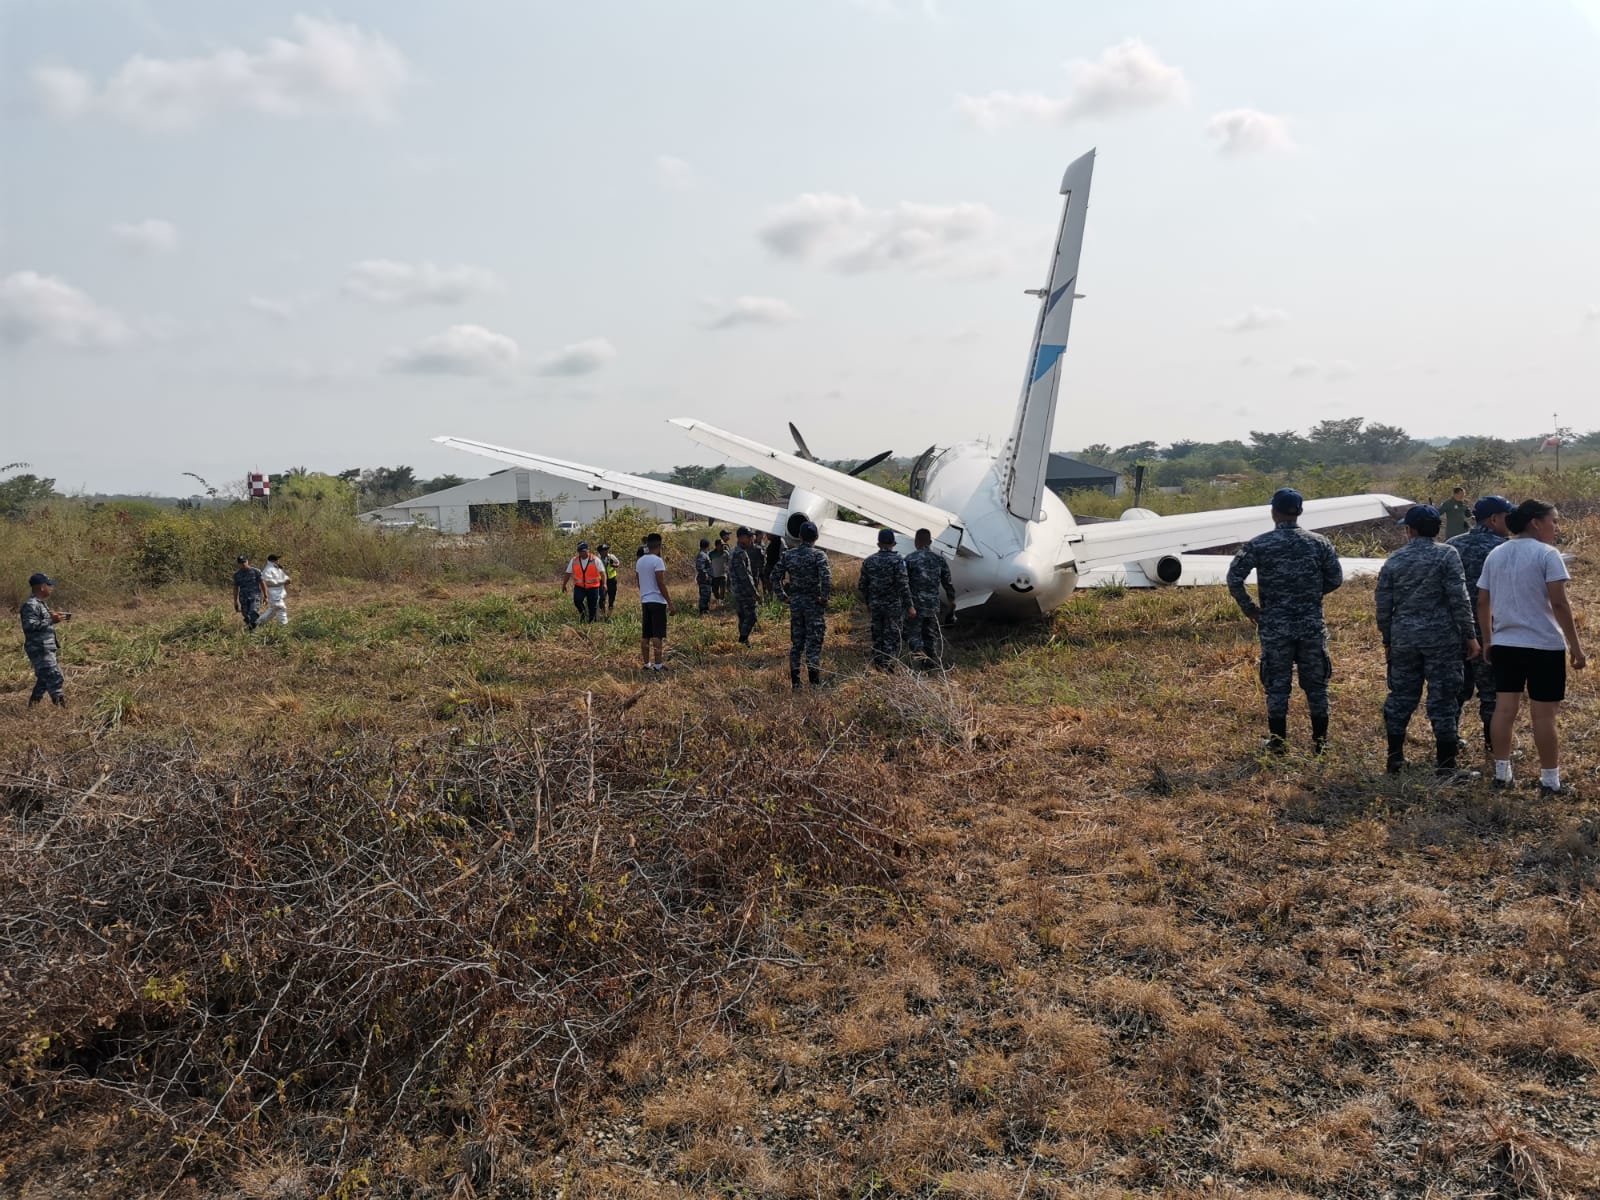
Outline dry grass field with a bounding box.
[2,519,1595,1199]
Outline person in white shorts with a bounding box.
[260,554,291,626]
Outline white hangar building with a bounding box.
[358,468,675,534]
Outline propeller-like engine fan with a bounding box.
[788,423,892,478]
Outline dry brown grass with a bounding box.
[1,516,1596,1198]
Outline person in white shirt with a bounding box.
[1477,500,1586,795]
[636,532,671,672]
[259,554,291,627]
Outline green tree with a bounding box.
[276,472,357,513]
[0,472,59,519]
[744,472,785,504]
[1428,440,1515,494]
[1114,440,1161,468]
[1077,444,1115,467]
[1248,430,1310,470]
[668,464,727,491]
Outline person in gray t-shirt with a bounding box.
[1476,500,1586,796]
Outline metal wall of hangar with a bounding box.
[359,469,675,532]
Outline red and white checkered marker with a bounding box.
[248,472,271,496]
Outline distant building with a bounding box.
[358,469,674,534]
[1047,454,1123,497]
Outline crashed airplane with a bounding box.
[439,150,1404,619]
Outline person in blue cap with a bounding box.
[1448,495,1514,755]
[1227,488,1344,754]
[1376,504,1479,775]
[857,528,916,671]
[20,572,69,708]
[773,521,832,690]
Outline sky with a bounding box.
[3,0,1598,495]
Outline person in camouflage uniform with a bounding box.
[1377,504,1479,774]
[694,539,713,614]
[729,526,761,644]
[1227,488,1344,754]
[20,572,68,708]
[904,527,956,664]
[857,528,915,671]
[232,555,266,631]
[1448,494,1512,755]
[774,521,832,690]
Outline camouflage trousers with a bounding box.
[868,605,903,669]
[907,609,944,660]
[788,600,826,672]
[240,598,261,630]
[1457,654,1497,725]
[1258,631,1332,719]
[734,592,758,641]
[27,645,64,702]
[1384,642,1464,739]
[697,582,712,614]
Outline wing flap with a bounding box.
[1072,494,1407,571]
[670,418,964,543]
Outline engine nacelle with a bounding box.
[1118,509,1180,583]
[784,487,838,538]
[1138,555,1184,585]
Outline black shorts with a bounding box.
[1492,644,1566,703]
[641,602,667,640]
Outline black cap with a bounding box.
[1270,487,1304,515]
[236,555,248,563]
[266,553,280,562]
[877,528,896,545]
[576,541,589,551]
[736,526,752,538]
[1473,495,1513,521]
[1399,504,1441,530]
[799,521,819,541]
[700,538,710,548]
[596,543,609,553]
[29,572,54,588]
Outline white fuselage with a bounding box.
[920,441,1081,619]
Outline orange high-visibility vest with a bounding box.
[569,556,603,587]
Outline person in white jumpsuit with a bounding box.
[260,554,291,626]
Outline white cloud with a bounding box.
[245,295,297,322]
[0,270,132,349]
[956,39,1187,130]
[1206,108,1295,155]
[758,193,997,274]
[655,154,697,191]
[343,260,499,305]
[110,218,180,253]
[1221,306,1289,333]
[387,325,519,376]
[1288,358,1356,382]
[535,337,617,377]
[32,15,411,133]
[704,296,800,330]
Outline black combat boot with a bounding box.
[1386,733,1406,774]
[809,666,822,688]
[1264,714,1288,754]
[51,694,66,708]
[1434,736,1458,776]
[28,695,41,708]
[790,669,802,693]
[1311,714,1329,757]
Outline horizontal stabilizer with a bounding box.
[671,418,965,547]
[433,436,885,560]
[1071,494,1407,572]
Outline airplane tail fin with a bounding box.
[1000,149,1095,523]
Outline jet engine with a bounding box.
[1117,506,1183,585]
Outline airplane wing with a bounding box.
[669,418,967,547]
[432,436,883,559]
[1070,494,1408,572]
[1079,553,1389,588]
